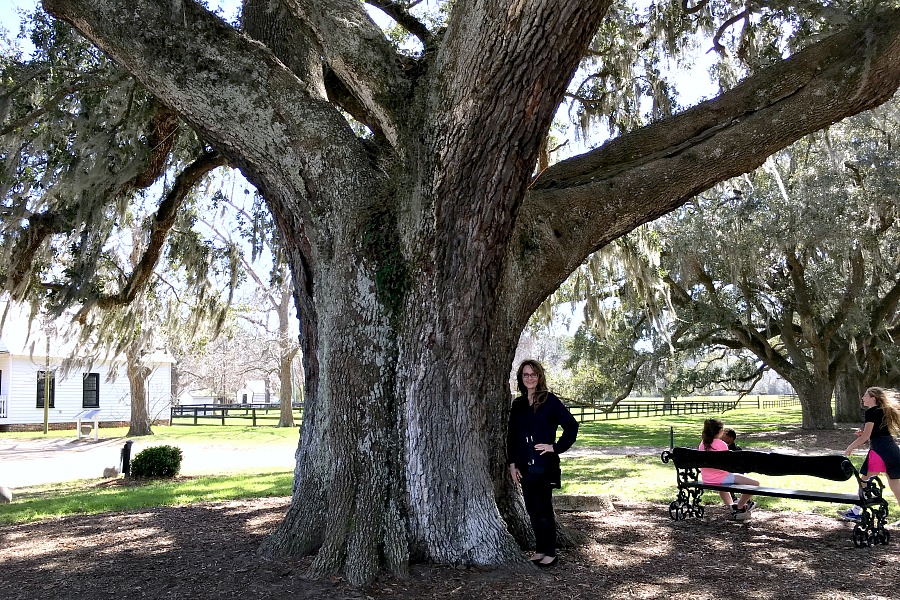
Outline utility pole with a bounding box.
[43,324,50,434]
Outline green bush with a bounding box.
[130,445,183,478]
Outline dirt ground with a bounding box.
[2,426,897,600]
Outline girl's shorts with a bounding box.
[862,436,900,479]
[720,473,736,485]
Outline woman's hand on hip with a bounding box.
[534,443,555,455]
[509,464,521,484]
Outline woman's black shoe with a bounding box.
[537,555,558,568]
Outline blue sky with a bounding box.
[0,0,35,40]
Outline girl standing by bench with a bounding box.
[700,418,757,517]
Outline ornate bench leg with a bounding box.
[686,486,704,519]
[669,487,691,521]
[853,502,890,547]
[854,477,891,547]
[669,467,705,520]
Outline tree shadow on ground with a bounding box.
[1,497,896,600]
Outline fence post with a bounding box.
[757,395,760,409]
[221,407,225,426]
[252,408,257,427]
[193,408,198,426]
[670,426,674,449]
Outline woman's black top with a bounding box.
[866,406,892,438]
[506,392,579,479]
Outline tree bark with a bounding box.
[41,0,900,585]
[791,376,835,430]
[126,344,153,437]
[277,281,297,428]
[835,369,864,424]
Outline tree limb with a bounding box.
[281,0,410,145]
[82,150,228,314]
[507,9,900,325]
[43,0,369,222]
[365,0,432,47]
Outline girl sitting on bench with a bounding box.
[701,418,758,517]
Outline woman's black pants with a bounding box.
[522,477,555,556]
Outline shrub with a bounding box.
[130,445,183,478]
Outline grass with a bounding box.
[0,469,294,525]
[573,404,804,450]
[1,400,866,525]
[1,423,300,445]
[564,402,868,518]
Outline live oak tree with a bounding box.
[4,0,900,585]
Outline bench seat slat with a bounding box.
[683,482,862,504]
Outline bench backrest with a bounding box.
[667,447,856,482]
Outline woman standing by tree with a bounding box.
[507,360,578,567]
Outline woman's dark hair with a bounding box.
[516,360,549,410]
[701,418,724,450]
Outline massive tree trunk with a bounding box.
[43,0,900,585]
[791,376,836,431]
[835,369,864,424]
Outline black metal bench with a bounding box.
[661,447,891,547]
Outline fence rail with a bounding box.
[170,402,303,426]
[762,394,801,409]
[563,399,738,423]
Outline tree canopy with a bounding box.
[554,97,900,428]
[2,0,900,585]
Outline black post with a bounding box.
[670,426,674,450]
[252,408,257,427]
[121,440,134,477]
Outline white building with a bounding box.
[235,379,272,404]
[0,304,173,429]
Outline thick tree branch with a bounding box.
[505,9,900,326]
[281,0,410,145]
[86,150,227,313]
[821,245,866,342]
[43,0,370,226]
[365,0,432,47]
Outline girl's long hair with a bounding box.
[701,418,724,450]
[516,360,549,410]
[867,387,900,434]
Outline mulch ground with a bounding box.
[2,425,896,600]
[2,496,898,600]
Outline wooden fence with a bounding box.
[170,403,303,426]
[563,399,738,423]
[761,394,801,409]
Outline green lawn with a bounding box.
[0,469,294,525]
[564,401,865,518]
[1,423,300,445]
[2,399,866,525]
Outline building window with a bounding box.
[83,373,100,408]
[36,371,55,408]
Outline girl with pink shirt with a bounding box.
[700,418,758,517]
